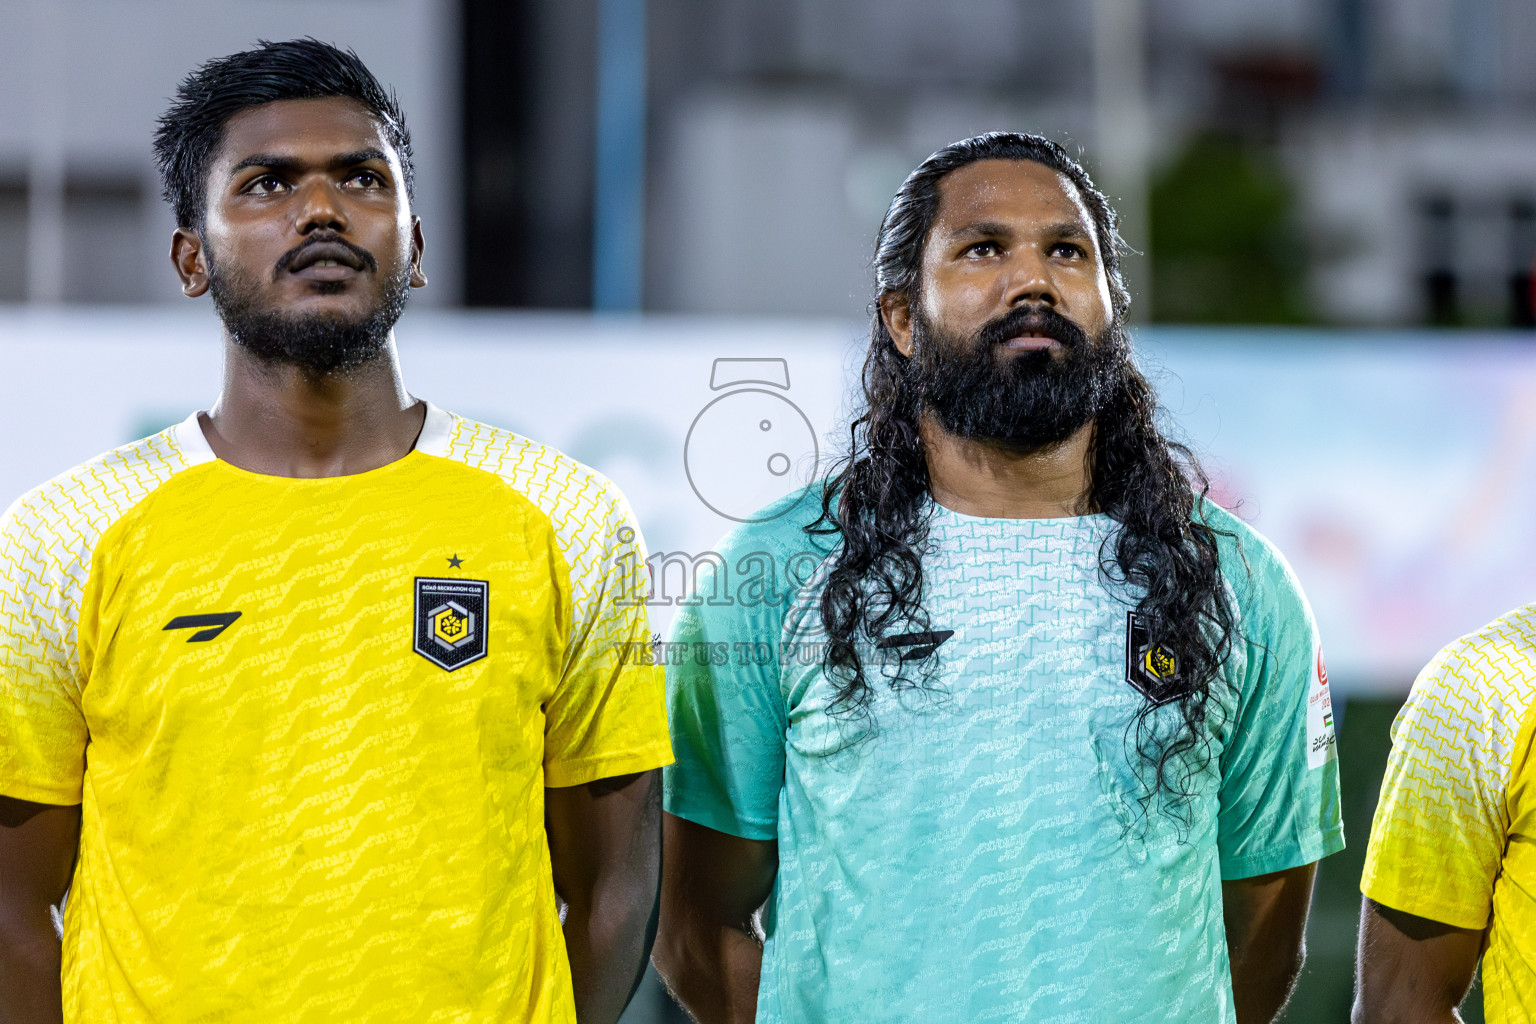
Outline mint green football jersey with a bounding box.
[662,489,1344,1023]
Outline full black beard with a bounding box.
[209,245,410,377]
[906,304,1123,453]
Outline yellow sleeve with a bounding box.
[543,479,671,787]
[0,488,90,804]
[0,427,204,805]
[1361,616,1536,930]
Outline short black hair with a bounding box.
[153,38,414,230]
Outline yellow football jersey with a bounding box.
[1362,603,1536,1022]
[0,404,671,1023]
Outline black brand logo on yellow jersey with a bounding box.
[413,577,489,671]
[163,612,242,642]
[1125,611,1181,705]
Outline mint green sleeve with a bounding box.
[661,542,798,842]
[1216,532,1346,880]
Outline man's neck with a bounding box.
[201,335,426,478]
[921,414,1096,519]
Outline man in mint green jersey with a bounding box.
[651,133,1344,1024]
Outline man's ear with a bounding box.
[881,291,915,357]
[409,216,428,288]
[170,228,209,298]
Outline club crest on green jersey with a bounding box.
[1125,611,1181,705]
[414,577,489,670]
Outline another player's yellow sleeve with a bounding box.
[543,482,671,788]
[1362,632,1536,930]
[0,491,89,805]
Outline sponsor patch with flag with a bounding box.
[1308,645,1337,768]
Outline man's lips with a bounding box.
[291,262,359,282]
[1001,333,1060,351]
[280,240,371,280]
[978,306,1085,353]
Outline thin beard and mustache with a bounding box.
[906,304,1124,454]
[209,233,410,377]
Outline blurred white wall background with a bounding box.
[2,306,1533,695]
[0,0,459,305]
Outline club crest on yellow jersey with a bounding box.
[414,577,489,670]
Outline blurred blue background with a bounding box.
[3,1,1534,1019]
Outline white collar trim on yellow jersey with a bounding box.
[414,400,456,457]
[166,401,455,466]
[169,411,217,466]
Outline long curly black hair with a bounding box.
[813,132,1237,812]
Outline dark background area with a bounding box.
[462,0,598,308]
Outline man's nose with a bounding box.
[293,178,350,236]
[1002,251,1058,308]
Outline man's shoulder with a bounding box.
[0,417,211,640]
[2,416,211,563]
[1198,501,1282,576]
[1195,501,1308,618]
[1441,604,1536,674]
[1413,604,1536,730]
[665,484,836,641]
[709,484,837,564]
[418,407,632,538]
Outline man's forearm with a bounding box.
[1352,900,1481,1024]
[0,797,77,1024]
[655,920,762,1024]
[1229,940,1304,1024]
[0,918,64,1024]
[563,886,655,1024]
[546,771,663,1024]
[1222,865,1317,1024]
[654,814,775,1023]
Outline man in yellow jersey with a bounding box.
[1356,605,1536,1022]
[0,39,671,1024]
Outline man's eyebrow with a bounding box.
[228,148,391,177]
[945,219,1095,246]
[330,148,390,169]
[1041,220,1092,240]
[948,220,1014,239]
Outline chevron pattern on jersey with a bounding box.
[1382,611,1536,832]
[0,428,200,672]
[1363,603,1536,1024]
[0,428,202,801]
[437,417,649,666]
